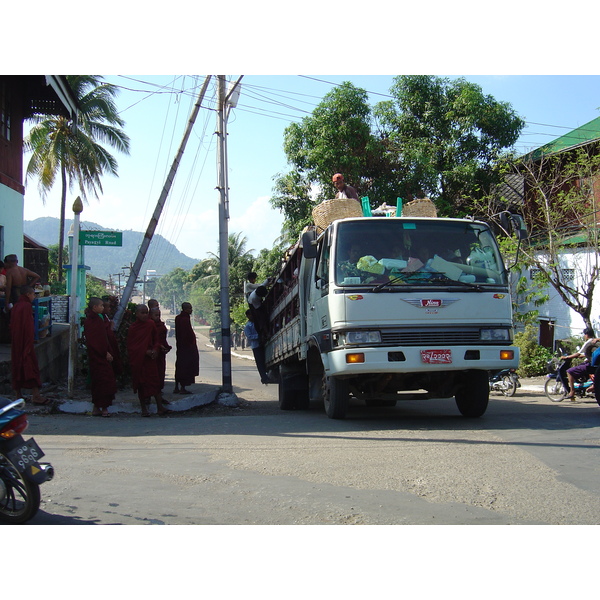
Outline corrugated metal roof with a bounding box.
[525,116,600,160]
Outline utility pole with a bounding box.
[216,75,232,393]
[216,75,243,394]
[113,75,212,329]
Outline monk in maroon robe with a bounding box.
[102,299,123,377]
[173,302,199,394]
[150,307,171,392]
[127,304,170,416]
[83,297,117,417]
[10,286,46,404]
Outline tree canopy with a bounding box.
[271,76,525,240]
[374,76,525,215]
[25,75,130,280]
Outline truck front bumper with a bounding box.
[324,345,519,377]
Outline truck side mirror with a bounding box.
[302,230,318,259]
[500,212,528,241]
[510,214,528,241]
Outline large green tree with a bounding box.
[25,75,130,280]
[271,82,393,241]
[155,267,191,314]
[374,75,525,215]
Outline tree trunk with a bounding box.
[57,166,67,282]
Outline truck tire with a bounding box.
[324,375,349,420]
[455,371,489,417]
[278,374,297,411]
[278,367,310,411]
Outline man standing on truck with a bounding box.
[243,309,270,384]
[248,285,269,343]
[332,173,359,201]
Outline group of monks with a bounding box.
[84,298,200,417]
[3,252,201,417]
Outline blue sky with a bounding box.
[22,74,600,269]
[13,2,600,272]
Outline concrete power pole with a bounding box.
[113,75,212,329]
[216,75,242,394]
[216,75,232,393]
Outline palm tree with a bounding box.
[25,75,131,281]
[202,232,255,300]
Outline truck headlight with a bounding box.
[480,328,511,341]
[343,331,382,345]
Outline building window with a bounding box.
[0,81,11,141]
[530,267,575,282]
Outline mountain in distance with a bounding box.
[24,217,200,280]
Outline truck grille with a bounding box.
[380,328,482,346]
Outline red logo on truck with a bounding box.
[421,299,442,307]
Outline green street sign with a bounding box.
[79,230,123,247]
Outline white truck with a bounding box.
[263,215,519,419]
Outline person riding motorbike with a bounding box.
[560,328,600,400]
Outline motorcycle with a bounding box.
[544,350,596,402]
[489,368,521,397]
[0,396,54,524]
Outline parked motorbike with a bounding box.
[489,368,521,397]
[0,396,54,524]
[544,350,596,402]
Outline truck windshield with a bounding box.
[334,219,507,287]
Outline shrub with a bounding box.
[513,324,553,377]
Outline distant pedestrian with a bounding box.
[173,302,199,394]
[83,297,117,417]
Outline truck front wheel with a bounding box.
[455,371,489,417]
[324,375,349,420]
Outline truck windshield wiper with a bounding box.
[372,272,430,292]
[427,274,485,291]
[372,272,485,292]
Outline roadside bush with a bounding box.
[513,324,553,377]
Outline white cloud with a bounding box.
[229,196,284,256]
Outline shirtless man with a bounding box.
[3,255,40,310]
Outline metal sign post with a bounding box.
[67,196,83,398]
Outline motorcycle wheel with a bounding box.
[544,378,567,402]
[0,454,41,525]
[500,375,517,397]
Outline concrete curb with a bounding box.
[58,388,225,415]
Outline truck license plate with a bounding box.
[421,349,452,364]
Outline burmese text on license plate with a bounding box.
[421,350,452,364]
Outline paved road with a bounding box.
[21,338,600,525]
